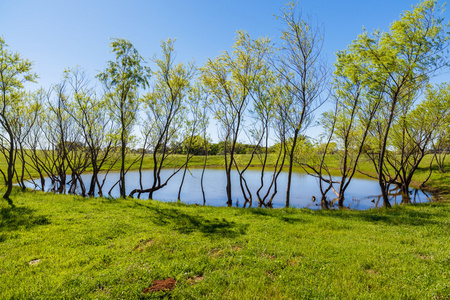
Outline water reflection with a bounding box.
[26,168,431,210]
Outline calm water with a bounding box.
[33,168,431,210]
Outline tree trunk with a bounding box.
[400,184,411,204]
[3,133,15,200]
[337,194,345,208]
[120,137,126,198]
[226,169,232,207]
[286,130,299,208]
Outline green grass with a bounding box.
[2,152,450,298]
[0,188,449,299]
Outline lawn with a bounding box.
[0,188,449,299]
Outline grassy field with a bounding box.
[0,188,449,299]
[1,153,450,299]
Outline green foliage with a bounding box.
[0,37,38,198]
[143,38,194,155]
[97,38,151,197]
[97,38,151,142]
[201,30,271,144]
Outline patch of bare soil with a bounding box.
[143,278,177,293]
[262,253,276,259]
[29,259,40,265]
[209,248,223,257]
[416,254,430,260]
[133,239,154,252]
[187,275,204,285]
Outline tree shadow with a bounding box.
[147,206,247,238]
[242,207,308,224]
[0,206,50,233]
[426,175,450,195]
[316,203,450,226]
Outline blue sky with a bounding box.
[1,0,434,89]
[1,0,447,140]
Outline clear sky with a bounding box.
[1,0,448,139]
[1,0,438,89]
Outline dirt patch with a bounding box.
[262,253,276,260]
[133,239,154,252]
[266,271,275,277]
[187,275,204,285]
[232,245,242,251]
[143,278,177,293]
[287,259,299,266]
[210,248,223,257]
[29,259,40,265]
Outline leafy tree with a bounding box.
[202,31,270,206]
[428,83,450,173]
[40,81,79,194]
[23,89,48,191]
[129,39,194,199]
[304,46,380,208]
[358,0,449,207]
[178,83,208,201]
[97,38,151,198]
[13,92,42,190]
[384,83,450,202]
[0,37,37,200]
[247,70,284,207]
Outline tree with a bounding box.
[0,37,37,200]
[382,83,450,203]
[428,83,450,173]
[274,2,328,208]
[177,82,207,201]
[97,38,151,198]
[40,81,77,194]
[305,47,380,208]
[129,39,194,199]
[11,91,42,190]
[247,70,285,207]
[202,30,270,206]
[22,89,50,192]
[357,0,449,207]
[62,67,117,196]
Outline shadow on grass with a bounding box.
[0,206,50,233]
[242,207,307,224]
[146,205,247,238]
[427,175,450,195]
[317,203,450,226]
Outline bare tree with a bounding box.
[62,67,117,196]
[273,2,328,207]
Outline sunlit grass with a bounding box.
[0,188,449,299]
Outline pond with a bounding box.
[32,168,431,210]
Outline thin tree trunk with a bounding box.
[286,129,299,208]
[3,130,15,199]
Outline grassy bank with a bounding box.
[0,189,449,299]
